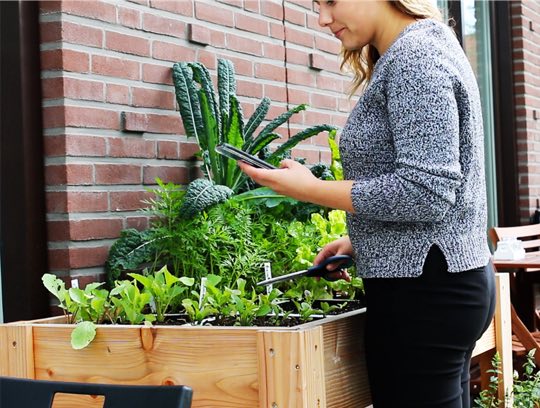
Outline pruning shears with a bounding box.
[256,255,354,286]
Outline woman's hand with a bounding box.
[237,159,320,203]
[314,236,354,282]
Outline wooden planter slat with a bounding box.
[0,324,34,378]
[0,309,370,408]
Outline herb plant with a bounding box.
[474,350,540,408]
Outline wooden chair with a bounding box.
[0,377,193,408]
[470,272,512,402]
[489,224,540,330]
[490,225,540,367]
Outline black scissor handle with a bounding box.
[305,254,354,278]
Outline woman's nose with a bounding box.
[318,8,333,27]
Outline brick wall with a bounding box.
[39,0,353,284]
[512,1,540,223]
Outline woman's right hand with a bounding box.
[314,236,354,282]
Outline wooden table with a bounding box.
[492,253,540,270]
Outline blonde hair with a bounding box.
[341,0,444,96]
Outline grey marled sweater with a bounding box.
[340,19,491,278]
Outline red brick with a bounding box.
[132,87,175,109]
[66,192,109,212]
[236,79,263,98]
[307,14,327,32]
[270,22,285,40]
[264,84,288,103]
[109,137,156,158]
[42,77,64,99]
[143,166,189,185]
[315,35,341,54]
[62,21,103,48]
[110,191,153,211]
[179,141,201,160]
[255,63,286,81]
[152,41,197,62]
[92,55,140,80]
[60,1,117,23]
[285,5,306,26]
[188,23,211,46]
[95,164,141,185]
[106,84,130,105]
[45,135,107,157]
[309,53,340,72]
[45,164,94,185]
[126,216,149,230]
[244,0,260,13]
[39,1,62,14]
[235,13,269,35]
[305,110,332,126]
[47,220,70,241]
[64,77,104,101]
[69,247,110,269]
[288,0,312,9]
[122,112,183,134]
[40,21,62,43]
[41,49,90,73]
[157,141,179,159]
[218,0,242,7]
[143,13,185,38]
[61,106,119,130]
[39,109,61,132]
[287,68,316,87]
[286,48,310,65]
[69,219,124,241]
[48,249,70,269]
[332,114,348,128]
[288,88,310,105]
[209,30,227,48]
[197,50,217,70]
[316,75,342,92]
[195,2,234,27]
[118,6,141,29]
[261,1,284,19]
[150,0,193,16]
[285,26,313,47]
[142,63,174,85]
[46,192,68,213]
[227,33,263,56]
[106,31,150,57]
[263,43,285,60]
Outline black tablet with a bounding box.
[215,143,277,170]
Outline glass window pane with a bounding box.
[461,0,497,228]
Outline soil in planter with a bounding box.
[158,298,365,327]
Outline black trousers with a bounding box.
[364,245,496,408]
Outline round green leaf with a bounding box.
[71,321,97,350]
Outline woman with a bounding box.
[239,1,495,407]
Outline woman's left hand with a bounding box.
[238,159,320,202]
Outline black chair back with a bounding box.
[0,376,193,408]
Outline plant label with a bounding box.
[199,277,207,304]
[263,262,273,294]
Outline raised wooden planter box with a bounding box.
[0,308,371,408]
[0,273,512,408]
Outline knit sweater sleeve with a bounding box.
[351,44,463,222]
